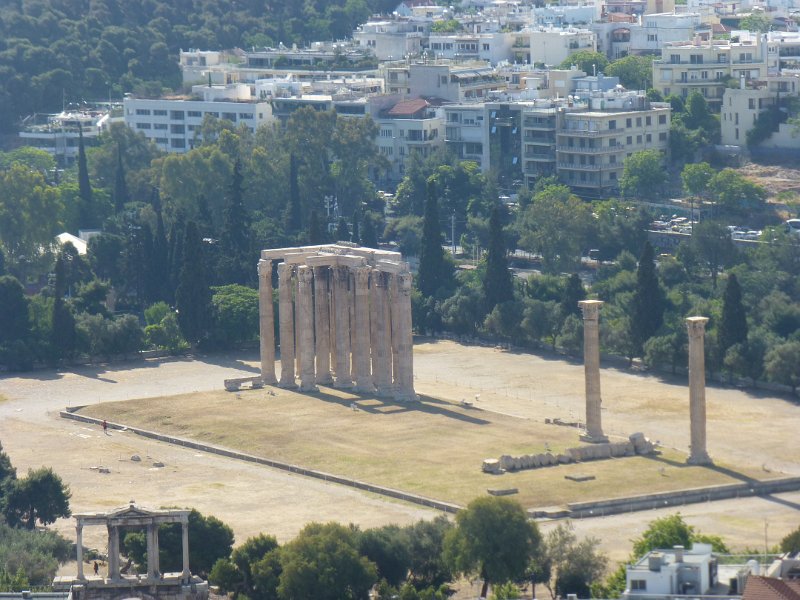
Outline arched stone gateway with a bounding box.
[257,243,417,402]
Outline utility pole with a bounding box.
[451,211,456,254]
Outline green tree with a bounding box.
[560,273,585,318]
[308,209,326,245]
[278,522,378,600]
[444,496,543,598]
[708,169,767,214]
[4,467,71,530]
[764,340,800,393]
[620,150,667,199]
[558,50,609,74]
[0,276,30,346]
[361,214,379,249]
[113,144,129,214]
[358,525,412,588]
[77,126,94,228]
[780,525,800,553]
[681,162,714,199]
[51,255,76,360]
[175,221,211,347]
[718,274,747,361]
[209,284,259,348]
[336,217,350,242]
[220,159,252,285]
[416,181,452,297]
[482,204,514,312]
[286,153,302,233]
[606,55,654,89]
[631,242,664,355]
[351,209,361,244]
[406,516,453,589]
[545,522,607,599]
[691,221,737,289]
[739,12,772,32]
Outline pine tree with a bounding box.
[77,126,94,228]
[113,144,129,214]
[336,217,349,242]
[51,256,76,360]
[308,209,325,244]
[560,273,586,318]
[631,241,664,355]
[482,203,514,311]
[175,221,210,347]
[286,153,302,232]
[150,188,170,301]
[361,215,379,249]
[718,273,747,356]
[351,209,361,244]
[417,180,450,297]
[219,160,250,285]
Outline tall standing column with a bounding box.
[181,519,190,581]
[314,266,333,385]
[76,521,85,580]
[370,270,392,396]
[390,274,401,391]
[296,266,318,392]
[686,316,713,465]
[393,272,416,401]
[353,267,375,392]
[258,259,277,384]
[277,263,297,388]
[333,266,353,388]
[108,525,120,580]
[146,523,157,579]
[579,300,608,443]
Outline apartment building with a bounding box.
[123,85,270,153]
[653,35,770,109]
[375,98,445,181]
[353,19,428,61]
[425,32,515,64]
[19,108,115,166]
[721,74,800,147]
[444,103,488,168]
[514,27,598,66]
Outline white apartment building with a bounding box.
[374,98,445,181]
[19,108,116,166]
[533,5,602,27]
[444,104,488,168]
[402,61,507,102]
[514,27,598,67]
[123,85,270,153]
[624,544,720,600]
[353,19,428,61]
[425,32,515,64]
[630,13,703,55]
[653,35,770,108]
[721,74,800,147]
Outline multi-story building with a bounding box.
[720,74,800,147]
[353,18,428,61]
[123,84,271,153]
[374,98,445,181]
[514,27,598,66]
[444,103,488,168]
[425,32,515,64]
[652,35,770,109]
[19,108,116,166]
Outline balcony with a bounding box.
[525,154,555,161]
[559,129,615,137]
[557,145,625,153]
[557,161,618,170]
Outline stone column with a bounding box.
[686,316,713,465]
[333,266,353,388]
[579,300,608,443]
[258,259,277,384]
[181,519,190,581]
[146,523,157,579]
[314,266,333,385]
[393,272,416,401]
[76,521,85,580]
[108,525,120,580]
[277,263,297,388]
[152,523,160,578]
[353,267,375,392]
[296,266,318,392]
[370,270,393,396]
[389,274,401,391]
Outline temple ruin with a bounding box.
[257,244,416,402]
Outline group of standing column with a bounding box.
[258,257,416,402]
[578,301,712,465]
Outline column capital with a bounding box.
[578,299,603,320]
[686,316,709,338]
[277,261,293,282]
[397,271,412,294]
[297,264,313,284]
[258,258,272,278]
[355,266,371,292]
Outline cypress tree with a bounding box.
[631,241,664,355]
[52,256,76,360]
[220,160,250,285]
[0,248,5,276]
[308,209,325,244]
[77,125,94,227]
[150,188,170,301]
[175,221,210,347]
[361,215,379,249]
[113,144,129,214]
[286,153,302,232]
[482,203,514,311]
[560,273,586,318]
[417,180,449,297]
[168,218,185,301]
[718,273,747,356]
[351,209,361,244]
[336,217,349,242]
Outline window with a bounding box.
[646,116,651,126]
[609,154,616,164]
[135,108,151,115]
[631,581,647,591]
[626,118,632,127]
[155,137,168,144]
[483,44,490,51]
[636,117,642,127]
[658,114,667,125]
[154,123,168,130]
[380,129,392,137]
[609,120,616,130]
[659,132,667,141]
[702,71,708,80]
[207,112,219,118]
[222,112,236,121]
[170,110,184,120]
[646,133,651,142]
[735,128,739,140]
[188,110,202,117]
[627,136,633,144]
[648,34,657,42]
[170,124,185,134]
[690,54,703,64]
[637,135,642,143]
[187,125,196,131]
[136,123,151,129]
[748,99,756,109]
[170,138,186,148]
[670,54,680,64]
[153,109,167,116]
[610,171,617,180]
[239,113,253,119]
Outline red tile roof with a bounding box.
[743,576,800,600]
[387,98,429,116]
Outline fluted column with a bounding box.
[277,263,297,388]
[393,272,416,401]
[390,274,401,391]
[370,270,393,396]
[258,259,277,385]
[686,316,713,465]
[352,267,375,392]
[314,266,333,385]
[146,523,157,579]
[297,266,318,392]
[181,518,190,581]
[108,525,120,580]
[579,300,608,443]
[76,521,85,580]
[333,266,353,388]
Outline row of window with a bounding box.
[132,108,254,120]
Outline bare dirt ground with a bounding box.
[739,163,800,199]
[1,341,798,569]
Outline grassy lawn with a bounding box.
[80,386,768,509]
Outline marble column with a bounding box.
[146,523,157,579]
[277,263,297,388]
[353,267,375,392]
[579,300,608,443]
[390,274,401,391]
[313,266,333,385]
[370,270,393,396]
[76,521,85,580]
[108,525,120,580]
[181,519,190,581]
[333,266,353,388]
[296,266,318,392]
[393,272,416,401]
[686,316,713,465]
[258,259,277,384]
